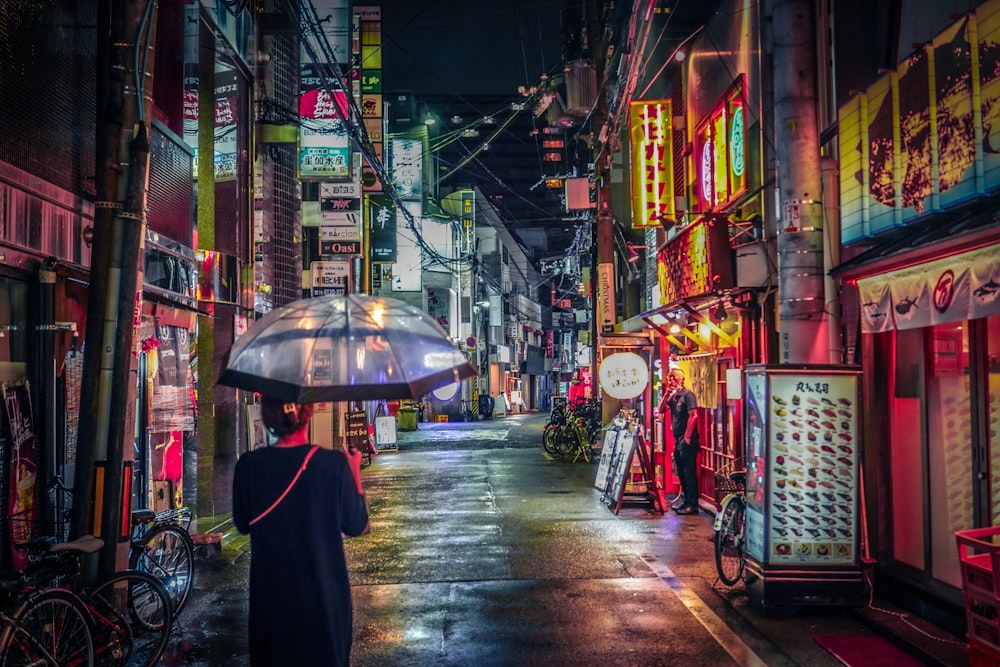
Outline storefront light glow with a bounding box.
[431,382,459,401]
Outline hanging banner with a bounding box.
[857,243,1000,332]
[675,355,718,408]
[857,277,894,333]
[3,384,40,568]
[150,324,195,433]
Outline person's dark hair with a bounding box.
[261,397,313,437]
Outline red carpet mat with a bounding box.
[814,636,926,666]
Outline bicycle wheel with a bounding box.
[715,496,746,586]
[88,571,172,667]
[542,423,560,455]
[553,423,577,458]
[129,524,195,614]
[0,588,94,666]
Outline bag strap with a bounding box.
[250,446,320,527]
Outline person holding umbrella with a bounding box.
[232,397,369,666]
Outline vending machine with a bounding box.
[742,364,867,608]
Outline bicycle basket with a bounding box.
[9,506,72,547]
[713,458,746,504]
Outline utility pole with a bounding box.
[772,0,829,364]
[72,0,157,578]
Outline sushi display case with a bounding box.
[741,364,867,607]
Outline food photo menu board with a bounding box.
[766,371,860,565]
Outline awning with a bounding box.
[831,198,1000,281]
[856,242,1000,333]
[638,295,738,351]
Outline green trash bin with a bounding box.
[397,406,418,431]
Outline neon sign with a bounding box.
[629,100,675,228]
[694,75,748,211]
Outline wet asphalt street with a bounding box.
[166,412,968,666]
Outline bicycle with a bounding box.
[129,507,195,615]
[549,417,594,462]
[10,533,174,667]
[0,571,95,666]
[713,459,747,586]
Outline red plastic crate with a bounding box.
[970,638,1000,667]
[967,595,1000,652]
[957,527,1000,600]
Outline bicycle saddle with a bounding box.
[49,534,105,554]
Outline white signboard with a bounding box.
[320,182,362,199]
[311,261,350,296]
[319,211,361,242]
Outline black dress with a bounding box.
[233,445,369,667]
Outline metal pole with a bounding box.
[772,0,828,364]
[72,0,157,578]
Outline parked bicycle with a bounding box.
[129,507,195,615]
[0,564,94,666]
[1,532,174,667]
[713,459,747,586]
[543,397,602,461]
[544,416,594,462]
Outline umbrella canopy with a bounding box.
[217,294,477,402]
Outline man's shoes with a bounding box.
[674,505,698,515]
[669,496,685,510]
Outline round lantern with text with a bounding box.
[598,352,649,400]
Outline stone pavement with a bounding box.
[167,413,970,666]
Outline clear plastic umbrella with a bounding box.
[217,294,477,402]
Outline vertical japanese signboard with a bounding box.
[693,75,747,213]
[300,0,351,179]
[629,100,674,228]
[368,194,398,262]
[356,6,383,192]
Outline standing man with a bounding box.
[661,368,700,514]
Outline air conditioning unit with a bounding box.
[565,60,597,116]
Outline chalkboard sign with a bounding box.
[345,410,367,452]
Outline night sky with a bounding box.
[376,0,564,98]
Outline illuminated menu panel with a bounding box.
[693,75,748,212]
[629,100,675,228]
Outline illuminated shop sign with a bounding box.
[656,217,735,303]
[693,75,747,212]
[629,100,675,228]
[838,10,998,243]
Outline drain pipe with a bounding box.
[821,156,842,363]
[772,0,828,364]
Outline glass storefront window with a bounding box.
[987,316,1000,525]
[888,328,926,569]
[927,321,971,588]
